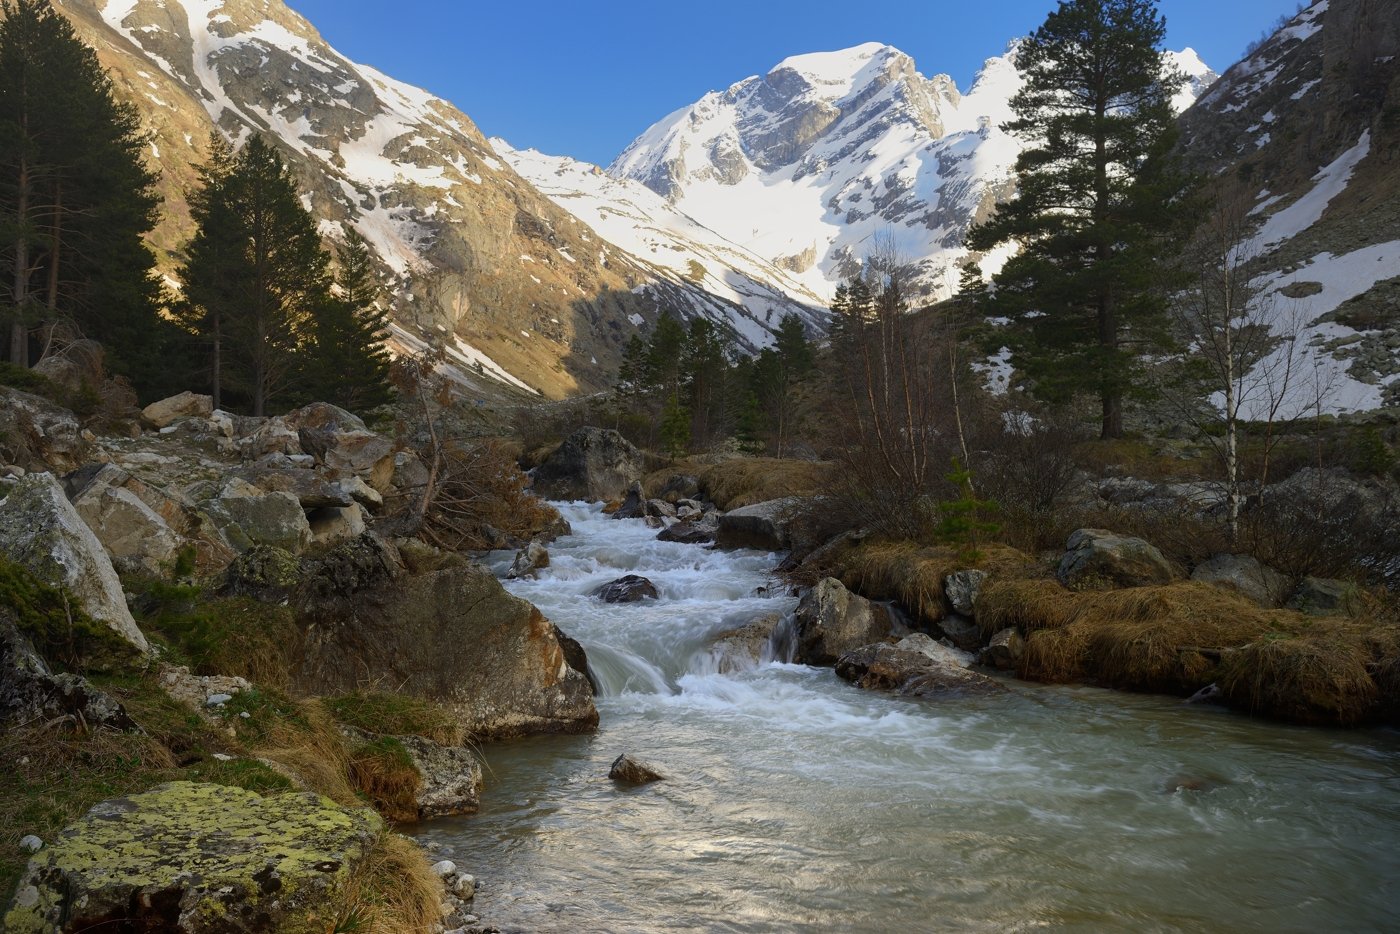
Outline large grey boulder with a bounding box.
[835,642,1003,698]
[3,782,382,933]
[293,544,598,741]
[72,479,182,577]
[0,387,90,473]
[1057,528,1178,590]
[1191,554,1291,607]
[716,497,804,552]
[211,481,312,554]
[792,577,896,665]
[1288,576,1360,615]
[530,427,643,502]
[0,473,148,653]
[140,391,213,430]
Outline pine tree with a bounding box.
[967,0,1188,439]
[181,134,334,416]
[308,230,394,414]
[659,390,691,460]
[0,0,165,386]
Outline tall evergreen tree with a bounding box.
[179,133,239,409]
[967,0,1187,439]
[0,0,164,386]
[181,134,333,416]
[308,229,394,414]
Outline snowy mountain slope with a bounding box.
[492,141,828,347]
[53,0,820,400]
[1180,0,1400,413]
[610,42,1216,304]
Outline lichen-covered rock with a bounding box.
[944,569,988,617]
[3,782,383,933]
[140,391,214,430]
[1191,554,1291,607]
[609,753,665,784]
[0,387,91,473]
[1287,576,1360,615]
[835,643,1003,698]
[792,577,895,666]
[0,473,148,653]
[593,574,659,603]
[294,559,598,741]
[211,483,312,554]
[1057,528,1178,590]
[398,735,483,821]
[530,427,643,502]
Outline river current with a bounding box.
[420,503,1400,933]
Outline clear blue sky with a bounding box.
[287,0,1297,167]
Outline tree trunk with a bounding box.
[45,179,61,314]
[211,311,222,411]
[10,159,30,367]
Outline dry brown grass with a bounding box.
[1219,634,1380,726]
[646,456,831,510]
[252,699,357,806]
[346,738,423,823]
[326,832,445,934]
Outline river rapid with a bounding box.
[420,503,1400,933]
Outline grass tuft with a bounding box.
[347,738,422,823]
[327,692,465,747]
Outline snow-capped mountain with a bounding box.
[492,141,828,347]
[610,41,1216,303]
[1179,0,1400,413]
[53,0,826,399]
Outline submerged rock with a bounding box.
[835,643,1003,698]
[1057,528,1178,590]
[792,578,895,666]
[609,753,666,784]
[594,575,659,603]
[531,427,643,502]
[3,782,382,933]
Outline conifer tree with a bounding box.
[0,0,164,387]
[967,0,1187,439]
[308,229,394,414]
[179,134,239,409]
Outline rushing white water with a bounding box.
[421,503,1400,933]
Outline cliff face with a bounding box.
[54,0,815,400]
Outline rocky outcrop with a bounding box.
[1191,554,1291,607]
[209,481,313,555]
[1057,528,1178,590]
[835,641,1002,698]
[716,497,803,552]
[141,391,214,430]
[293,542,597,741]
[594,575,660,603]
[530,428,643,502]
[0,473,148,653]
[71,477,182,578]
[609,753,665,784]
[792,577,896,666]
[0,387,91,473]
[1,608,137,731]
[3,782,382,933]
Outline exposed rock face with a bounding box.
[1057,528,1178,590]
[0,609,137,731]
[792,577,896,665]
[0,387,91,473]
[716,497,803,552]
[0,474,148,653]
[1191,554,1291,607]
[835,642,1002,697]
[530,428,643,502]
[944,570,988,617]
[71,479,182,577]
[594,575,660,603]
[293,546,597,741]
[609,753,666,784]
[210,483,313,554]
[3,782,382,933]
[141,391,214,429]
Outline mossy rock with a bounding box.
[4,781,383,933]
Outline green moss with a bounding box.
[135,581,297,687]
[326,692,464,746]
[0,557,141,673]
[185,758,296,795]
[216,687,311,744]
[0,362,54,395]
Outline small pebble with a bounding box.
[19,835,43,854]
[205,694,234,706]
[239,711,251,719]
[212,753,234,762]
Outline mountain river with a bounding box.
[420,503,1400,933]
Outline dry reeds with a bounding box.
[328,832,445,934]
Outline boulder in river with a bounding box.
[3,782,382,933]
[531,427,643,502]
[835,642,1003,697]
[507,539,550,579]
[792,577,896,665]
[612,480,647,519]
[609,753,666,784]
[1057,528,1178,590]
[708,613,783,673]
[715,497,803,552]
[657,521,716,545]
[594,574,660,603]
